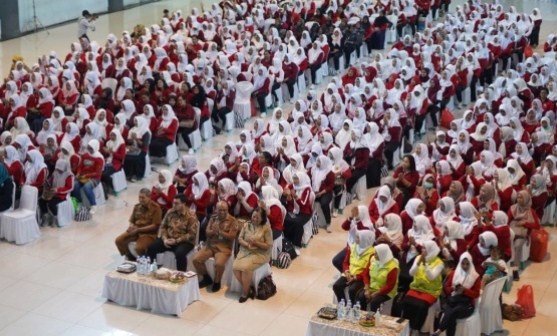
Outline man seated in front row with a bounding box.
[146,194,199,271]
[193,201,239,292]
[115,188,162,261]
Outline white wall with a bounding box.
[18,0,108,33]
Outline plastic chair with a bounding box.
[229,263,272,295]
[480,276,507,335]
[301,192,316,247]
[454,300,481,336]
[80,183,106,207]
[56,198,74,227]
[111,170,128,194]
[0,185,40,245]
[234,81,254,122]
[164,143,179,165]
[101,78,118,93]
[297,73,306,93]
[420,299,441,333]
[225,112,235,131]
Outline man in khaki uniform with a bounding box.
[115,188,162,261]
[193,201,239,292]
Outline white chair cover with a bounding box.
[271,234,283,261]
[229,263,271,295]
[188,107,202,151]
[164,143,179,165]
[234,81,254,124]
[352,175,367,201]
[56,198,74,227]
[420,299,440,333]
[455,301,481,336]
[81,183,106,207]
[101,78,118,93]
[480,276,507,335]
[201,119,213,140]
[225,112,235,131]
[111,170,128,193]
[144,154,152,179]
[0,185,40,245]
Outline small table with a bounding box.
[102,270,200,316]
[306,313,410,336]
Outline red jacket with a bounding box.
[268,204,284,232]
[78,153,104,180]
[283,185,313,215]
[184,187,212,216]
[151,185,177,211]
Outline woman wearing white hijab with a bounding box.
[432,197,457,230]
[432,252,480,336]
[71,139,105,215]
[311,155,334,231]
[150,169,177,214]
[24,149,48,190]
[282,172,313,248]
[332,230,376,303]
[123,116,151,181]
[150,104,178,157]
[100,129,126,196]
[402,240,444,331]
[39,159,74,226]
[369,185,399,226]
[334,120,353,151]
[234,181,259,219]
[440,220,466,263]
[261,185,286,239]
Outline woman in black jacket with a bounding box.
[0,164,14,212]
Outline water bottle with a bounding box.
[338,299,346,320]
[353,302,361,322]
[346,300,353,321]
[151,262,158,273]
[375,307,382,326]
[137,256,144,276]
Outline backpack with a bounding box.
[256,275,277,300]
[282,238,298,260]
[276,252,292,269]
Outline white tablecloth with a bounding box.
[102,270,200,316]
[306,314,410,336]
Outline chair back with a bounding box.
[207,98,214,114]
[481,276,507,306]
[193,107,201,129]
[9,181,16,211]
[20,185,38,212]
[236,81,253,100]
[102,78,118,93]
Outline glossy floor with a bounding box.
[0,0,556,335]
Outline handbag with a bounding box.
[256,275,277,300]
[74,205,92,222]
[515,285,536,319]
[502,303,523,321]
[530,228,548,262]
[282,238,298,260]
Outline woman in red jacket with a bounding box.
[149,104,178,157]
[368,186,400,225]
[508,191,540,273]
[310,155,335,231]
[23,150,48,194]
[234,181,259,220]
[71,139,105,215]
[3,146,25,186]
[478,210,512,262]
[252,67,271,114]
[529,174,548,220]
[344,130,370,196]
[100,130,127,197]
[38,159,74,226]
[393,154,420,207]
[59,80,80,116]
[282,55,299,103]
[281,172,313,248]
[431,252,481,336]
[150,169,177,215]
[261,185,286,240]
[184,172,212,241]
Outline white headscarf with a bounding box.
[452,252,479,289]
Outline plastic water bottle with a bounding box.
[353,302,361,321]
[151,262,158,273]
[137,256,144,276]
[375,307,382,326]
[346,300,353,321]
[338,299,346,319]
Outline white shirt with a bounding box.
[78,16,95,37]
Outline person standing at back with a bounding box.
[78,10,97,41]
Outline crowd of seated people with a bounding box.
[0,0,553,321]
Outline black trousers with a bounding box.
[333,184,345,210]
[146,238,194,271]
[402,295,433,330]
[470,76,478,102]
[384,142,400,170]
[346,168,366,193]
[316,191,333,226]
[101,165,116,196]
[329,50,342,70]
[178,126,195,149]
[343,45,359,68]
[332,247,347,273]
[437,297,475,336]
[124,152,147,180]
[357,292,392,313]
[366,158,382,188]
[255,92,267,113]
[283,212,312,247]
[38,196,64,216]
[333,277,364,303]
[271,81,281,102]
[285,79,297,99]
[310,63,321,84]
[149,137,172,157]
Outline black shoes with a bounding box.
[199,276,213,288]
[211,282,221,292]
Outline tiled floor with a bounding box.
[1,0,557,335]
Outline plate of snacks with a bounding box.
[169,272,186,283]
[359,313,375,328]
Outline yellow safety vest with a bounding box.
[349,244,375,275]
[410,257,444,297]
[368,257,399,298]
